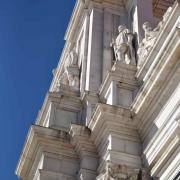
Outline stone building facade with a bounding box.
[16,0,180,180]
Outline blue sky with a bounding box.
[0,0,75,179]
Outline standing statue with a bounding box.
[111,25,136,65]
[137,22,160,68]
[56,48,80,91]
[103,163,128,180]
[64,48,78,68]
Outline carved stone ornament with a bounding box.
[137,7,172,69]
[111,25,136,65]
[101,162,140,180]
[99,162,152,180]
[55,48,80,91]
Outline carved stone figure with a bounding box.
[128,174,138,180]
[64,48,78,68]
[103,163,127,180]
[55,48,80,91]
[100,162,147,180]
[137,22,160,68]
[141,169,151,180]
[111,25,136,65]
[137,6,173,69]
[102,162,139,180]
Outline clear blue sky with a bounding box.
[0,0,75,179]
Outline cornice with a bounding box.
[89,103,132,130]
[88,103,138,143]
[36,90,81,126]
[99,62,137,99]
[15,125,76,179]
[39,169,75,180]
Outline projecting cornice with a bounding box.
[65,0,125,42]
[15,125,77,179]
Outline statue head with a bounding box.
[118,25,126,33]
[142,22,152,32]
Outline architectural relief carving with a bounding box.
[111,25,136,65]
[55,48,80,91]
[98,163,152,180]
[101,163,140,180]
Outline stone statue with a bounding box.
[104,164,128,180]
[137,22,160,68]
[64,48,78,68]
[98,162,152,180]
[100,162,144,180]
[103,163,135,180]
[56,48,80,91]
[137,6,173,69]
[111,25,136,65]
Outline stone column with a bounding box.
[70,125,98,180]
[85,7,103,93]
[80,11,90,94]
[102,10,113,80]
[105,81,118,106]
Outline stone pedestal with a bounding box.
[16,125,79,180]
[88,103,142,177]
[36,86,82,131]
[100,61,138,108]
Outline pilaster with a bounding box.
[70,124,98,180]
[16,125,79,180]
[36,86,82,131]
[85,7,103,92]
[88,103,142,177]
[100,62,138,108]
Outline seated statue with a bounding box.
[137,22,160,68]
[56,48,80,91]
[103,163,128,180]
[101,162,144,180]
[111,25,136,65]
[64,48,78,68]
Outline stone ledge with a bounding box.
[36,90,82,127]
[39,169,75,180]
[16,125,77,179]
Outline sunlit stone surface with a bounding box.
[16,0,180,180]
